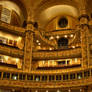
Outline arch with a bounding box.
[37,5,79,27]
[0,0,28,24]
[34,0,80,27]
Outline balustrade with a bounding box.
[0,68,91,82]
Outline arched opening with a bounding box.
[0,1,25,26]
[58,37,68,49]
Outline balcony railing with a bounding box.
[0,21,25,36]
[0,45,23,58]
[33,47,81,60]
[0,68,92,88]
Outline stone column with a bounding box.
[23,13,34,72]
[79,0,90,68]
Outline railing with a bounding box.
[35,30,57,47]
[0,45,23,58]
[45,29,77,36]
[0,68,92,88]
[33,47,81,60]
[0,21,25,36]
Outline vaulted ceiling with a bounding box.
[1,0,92,27]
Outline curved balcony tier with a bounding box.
[0,21,25,36]
[0,45,23,58]
[32,47,81,60]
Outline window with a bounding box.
[1,8,11,23]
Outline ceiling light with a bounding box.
[38,43,41,45]
[57,90,60,92]
[68,89,71,92]
[36,40,39,43]
[12,89,15,92]
[75,58,77,63]
[35,90,38,92]
[49,48,52,50]
[17,37,22,41]
[16,58,19,63]
[64,35,67,38]
[72,46,75,48]
[13,76,17,80]
[80,89,82,92]
[70,34,74,37]
[49,36,54,40]
[46,90,48,92]
[5,56,9,61]
[56,35,60,39]
[43,61,45,64]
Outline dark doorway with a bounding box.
[58,37,68,49]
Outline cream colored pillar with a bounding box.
[23,12,34,72]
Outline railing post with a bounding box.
[9,73,12,80]
[1,72,3,80]
[25,74,27,80]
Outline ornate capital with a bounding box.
[78,14,89,21]
[80,24,89,29]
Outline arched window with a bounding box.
[1,8,11,23]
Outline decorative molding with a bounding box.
[78,14,89,21]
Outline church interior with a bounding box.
[0,0,92,92]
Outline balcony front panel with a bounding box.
[33,47,81,60]
[0,45,23,58]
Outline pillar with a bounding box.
[79,0,90,68]
[23,12,34,72]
